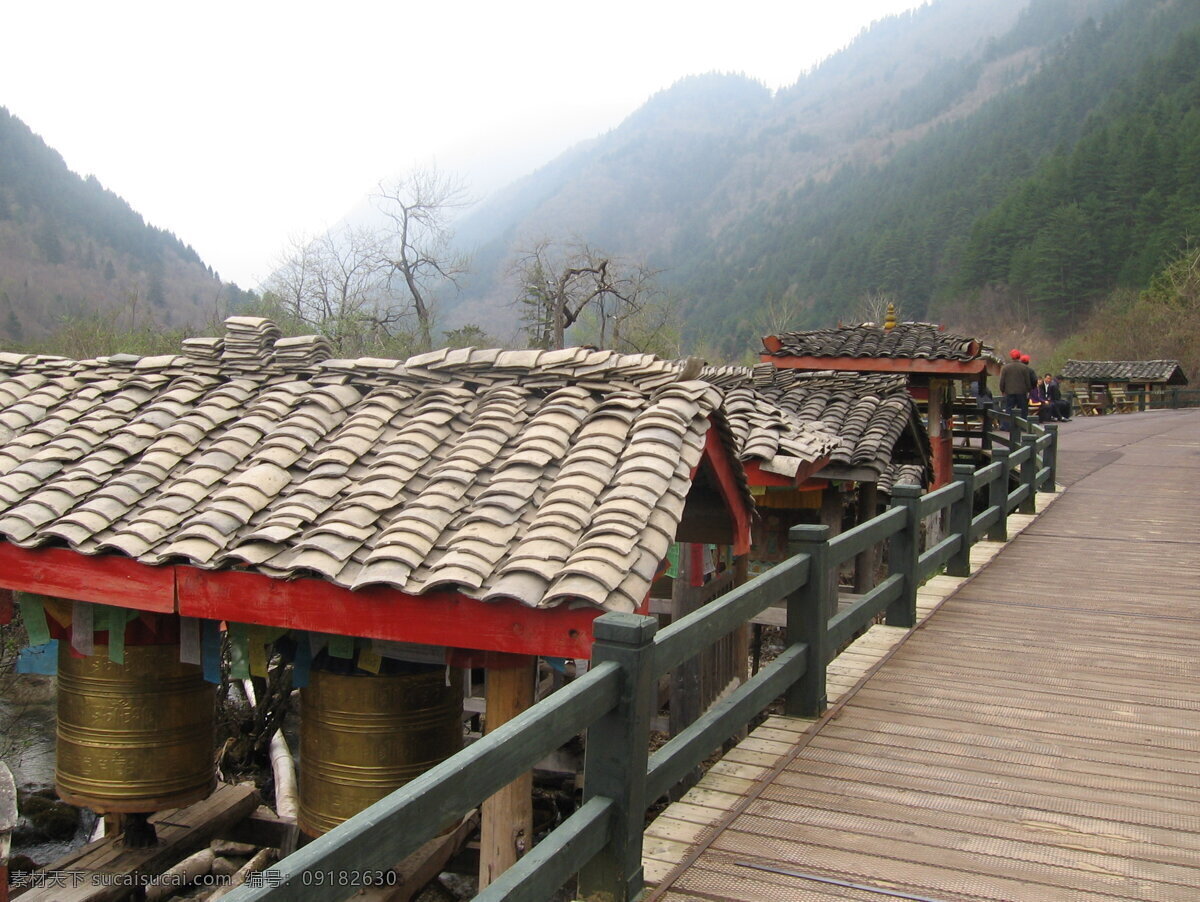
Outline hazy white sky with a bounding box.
[4,1,926,288]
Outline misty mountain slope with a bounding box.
[680,0,1200,352]
[445,0,1163,353]
[0,107,237,342]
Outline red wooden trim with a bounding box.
[175,567,600,659]
[762,335,784,353]
[742,460,795,488]
[701,425,752,556]
[760,354,989,376]
[743,458,832,489]
[794,477,831,492]
[0,543,176,612]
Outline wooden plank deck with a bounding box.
[644,409,1200,902]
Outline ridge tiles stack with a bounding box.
[0,319,763,614]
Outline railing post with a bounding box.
[988,448,1010,543]
[886,485,921,627]
[578,613,657,902]
[981,405,992,451]
[785,524,830,718]
[1020,434,1038,514]
[947,465,975,577]
[1043,423,1058,491]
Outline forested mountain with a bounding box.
[0,108,246,343]
[447,0,1200,358]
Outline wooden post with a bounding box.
[928,378,952,489]
[819,486,843,538]
[478,653,536,890]
[853,482,879,595]
[669,544,702,740]
[947,464,976,578]
[886,485,921,628]
[785,524,830,717]
[733,554,750,687]
[1044,423,1058,490]
[578,613,657,902]
[1020,434,1038,514]
[988,449,1011,543]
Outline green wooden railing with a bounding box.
[224,424,1059,902]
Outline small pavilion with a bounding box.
[0,318,757,885]
[760,316,999,488]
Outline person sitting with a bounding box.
[1031,373,1071,422]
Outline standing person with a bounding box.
[1020,354,1037,390]
[999,349,1032,420]
[1020,354,1039,418]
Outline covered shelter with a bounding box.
[703,364,930,590]
[1060,359,1189,411]
[0,318,755,884]
[760,319,999,487]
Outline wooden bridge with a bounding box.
[643,408,1200,902]
[225,408,1200,902]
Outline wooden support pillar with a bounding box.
[853,482,879,595]
[669,544,703,740]
[819,485,843,538]
[928,378,955,490]
[478,653,535,890]
[733,554,750,687]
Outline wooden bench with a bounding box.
[1073,389,1102,416]
[1108,385,1139,413]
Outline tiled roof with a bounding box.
[765,322,996,363]
[702,365,928,484]
[877,463,928,495]
[1060,359,1188,385]
[0,320,762,614]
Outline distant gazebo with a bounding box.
[760,318,999,488]
[1060,359,1189,390]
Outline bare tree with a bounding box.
[263,227,414,355]
[512,240,664,350]
[854,291,904,326]
[750,295,801,341]
[373,168,470,352]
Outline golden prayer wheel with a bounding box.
[56,643,215,813]
[299,665,463,837]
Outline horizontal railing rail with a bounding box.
[226,416,1062,902]
[225,659,623,901]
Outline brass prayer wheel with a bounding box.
[56,643,215,813]
[299,665,463,837]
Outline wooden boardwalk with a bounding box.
[644,409,1200,902]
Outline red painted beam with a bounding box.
[175,567,600,659]
[742,460,795,488]
[701,425,752,556]
[0,544,604,657]
[760,354,991,377]
[743,457,832,489]
[0,543,175,612]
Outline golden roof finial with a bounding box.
[884,303,896,331]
